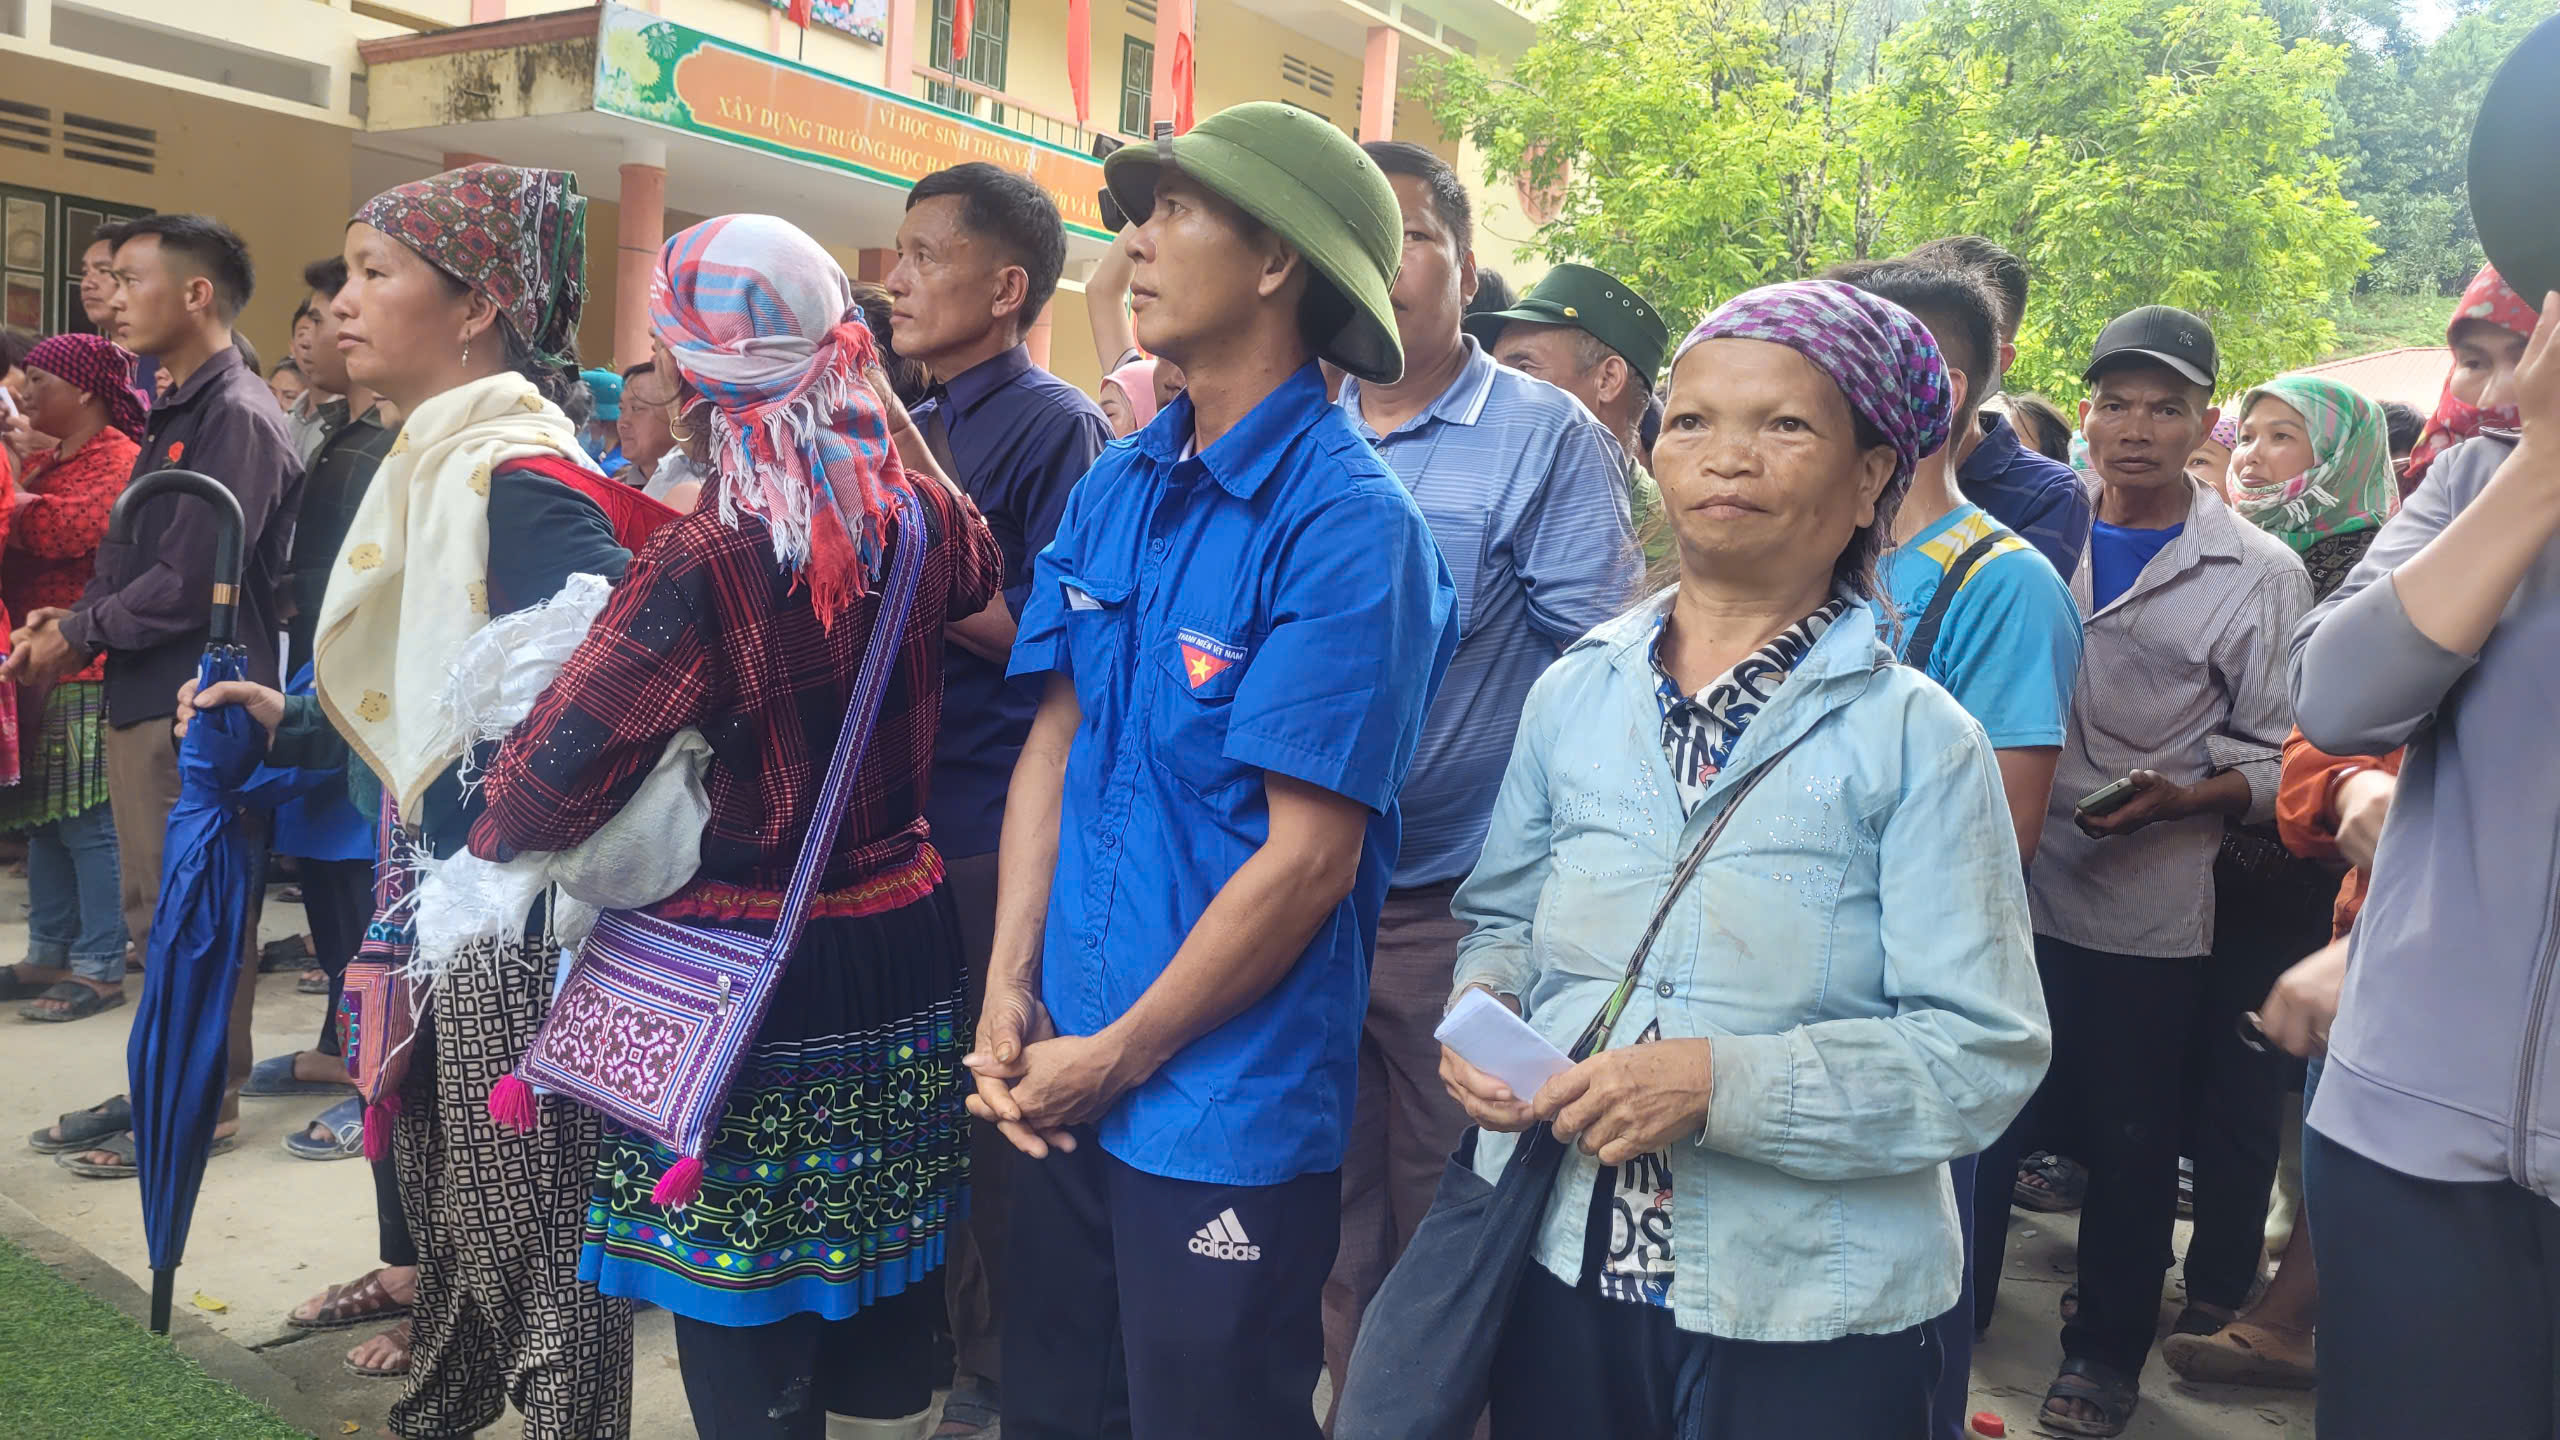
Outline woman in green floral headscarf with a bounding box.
[2230,375,2397,600]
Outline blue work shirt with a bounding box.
[1338,338,1637,886]
[1009,362,1460,1185]
[1958,411,2092,580]
[919,345,1113,859]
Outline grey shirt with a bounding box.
[2029,482,2310,958]
[2292,432,2560,1193]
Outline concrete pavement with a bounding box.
[2,864,2311,1438]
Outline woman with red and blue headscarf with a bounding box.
[475,213,1002,1440]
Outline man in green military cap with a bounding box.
[969,101,1460,1440]
[1466,261,1669,467]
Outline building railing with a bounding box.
[909,64,1128,155]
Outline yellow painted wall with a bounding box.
[1191,3,1362,134]
[7,57,353,374]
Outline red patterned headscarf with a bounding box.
[355,164,588,375]
[24,333,146,439]
[2404,265,2540,492]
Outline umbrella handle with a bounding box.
[107,470,246,646]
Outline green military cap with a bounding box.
[1103,102,1406,384]
[1463,263,1670,388]
[2468,11,2560,301]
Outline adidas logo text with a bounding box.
[1188,1207,1261,1262]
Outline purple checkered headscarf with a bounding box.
[1672,280,1953,487]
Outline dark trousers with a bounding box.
[374,1147,417,1269]
[1005,1138,1338,1440]
[303,856,375,1056]
[2178,877,2322,1310]
[1488,1264,1934,1439]
[672,1283,938,1438]
[1928,1152,1979,1440]
[942,850,1008,1387]
[1992,935,2201,1378]
[1970,1112,2028,1333]
[2307,1126,2560,1437]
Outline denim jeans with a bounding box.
[25,801,126,984]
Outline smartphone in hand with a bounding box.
[2076,777,2139,817]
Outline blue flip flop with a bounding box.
[284,1096,366,1161]
[241,1053,356,1099]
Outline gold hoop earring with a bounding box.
[667,403,697,443]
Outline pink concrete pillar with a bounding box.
[1150,0,1184,130]
[1360,26,1400,142]
[884,0,916,96]
[1024,304,1053,370]
[856,248,896,284]
[467,0,504,22]
[616,154,667,370]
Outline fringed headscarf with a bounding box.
[2233,375,2396,553]
[649,214,905,626]
[356,164,588,374]
[2405,265,2539,492]
[1672,280,1953,489]
[23,333,145,439]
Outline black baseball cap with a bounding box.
[2082,305,2218,389]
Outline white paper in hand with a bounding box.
[1434,988,1573,1101]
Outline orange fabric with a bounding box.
[2278,728,2405,938]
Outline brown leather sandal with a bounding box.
[343,1318,413,1379]
[290,1269,413,1332]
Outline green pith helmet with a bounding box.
[1102,102,1406,384]
[1463,263,1670,390]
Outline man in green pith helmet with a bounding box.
[1469,262,1671,560]
[966,102,1460,1439]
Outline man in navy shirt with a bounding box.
[1911,235,2093,578]
[969,103,1458,1440]
[887,160,1113,1439]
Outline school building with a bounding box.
[0,0,1550,390]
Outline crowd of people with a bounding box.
[0,90,2554,1440]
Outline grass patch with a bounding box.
[2324,289,2451,360]
[0,1233,307,1440]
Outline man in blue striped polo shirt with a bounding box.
[1321,140,1642,1406]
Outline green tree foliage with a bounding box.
[1862,0,2374,394]
[1426,0,2380,397]
[1422,0,1881,334]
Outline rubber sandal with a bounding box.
[284,1097,367,1161]
[19,980,125,1023]
[933,1380,1001,1438]
[292,1268,414,1332]
[2161,1320,2317,1389]
[296,969,332,996]
[258,935,312,973]
[28,1095,132,1154]
[2035,1356,2137,1437]
[57,1130,235,1179]
[2171,1302,2233,1338]
[2014,1151,2088,1212]
[344,1318,413,1379]
[0,964,57,1001]
[240,1053,355,1099]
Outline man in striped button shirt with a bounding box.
[1321,140,1640,1409]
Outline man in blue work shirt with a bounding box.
[1321,139,1639,1405]
[967,103,1459,1440]
[888,160,1114,1440]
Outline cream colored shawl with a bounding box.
[313,371,582,817]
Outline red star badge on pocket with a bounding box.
[1180,641,1232,689]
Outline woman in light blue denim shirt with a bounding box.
[1439,281,2051,1438]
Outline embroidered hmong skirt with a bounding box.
[0,681,104,832]
[579,870,971,1327]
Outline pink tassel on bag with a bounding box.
[652,1154,706,1209]
[361,1092,403,1162]
[487,1072,539,1134]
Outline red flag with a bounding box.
[788,0,811,26]
[951,0,973,60]
[1067,0,1092,126]
[1170,0,1195,132]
